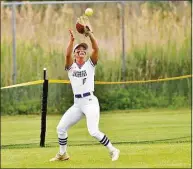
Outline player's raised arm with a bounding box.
[75,15,98,65]
[65,30,74,70]
[88,32,99,65]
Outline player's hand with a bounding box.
[69,29,75,42]
[76,16,93,37]
[84,25,92,37]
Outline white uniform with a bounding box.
[67,58,95,95]
[51,44,120,161]
[55,56,118,160]
[57,58,105,142]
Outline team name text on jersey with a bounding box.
[72,70,87,77]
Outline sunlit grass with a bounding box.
[1,108,191,168]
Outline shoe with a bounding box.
[110,148,120,161]
[49,152,70,162]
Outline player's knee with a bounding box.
[56,124,66,135]
[88,129,100,138]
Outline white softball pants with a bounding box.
[57,93,105,141]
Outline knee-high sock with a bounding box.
[58,137,68,155]
[58,132,68,155]
[99,134,116,152]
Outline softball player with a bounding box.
[50,30,120,162]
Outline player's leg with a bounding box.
[57,104,83,154]
[82,96,120,161]
[50,104,83,161]
[83,103,116,151]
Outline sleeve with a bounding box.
[88,57,96,67]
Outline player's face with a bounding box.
[74,46,87,58]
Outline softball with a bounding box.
[85,8,93,16]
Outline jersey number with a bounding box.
[83,78,87,85]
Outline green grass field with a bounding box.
[1,108,191,168]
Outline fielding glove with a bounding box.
[76,16,93,37]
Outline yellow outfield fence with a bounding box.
[1,80,44,89]
[1,74,192,90]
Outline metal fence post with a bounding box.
[12,3,17,84]
[121,1,126,81]
[40,68,48,147]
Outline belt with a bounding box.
[75,92,91,98]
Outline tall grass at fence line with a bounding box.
[1,2,191,87]
[124,2,191,80]
[1,77,191,115]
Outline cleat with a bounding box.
[110,148,120,161]
[49,152,70,162]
